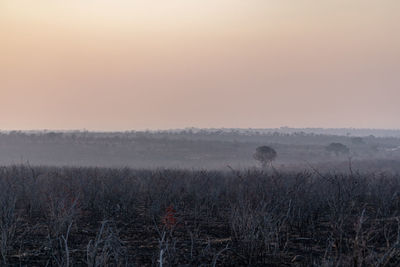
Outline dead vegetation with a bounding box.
[0,165,400,266]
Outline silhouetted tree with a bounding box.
[254,146,277,168]
[326,142,349,156]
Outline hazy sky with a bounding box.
[1,0,399,130]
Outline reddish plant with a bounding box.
[162,205,177,229]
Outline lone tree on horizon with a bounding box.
[254,146,277,168]
[326,142,350,156]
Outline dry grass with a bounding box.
[0,165,399,266]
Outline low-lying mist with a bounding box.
[0,129,399,173]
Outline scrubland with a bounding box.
[1,165,400,266]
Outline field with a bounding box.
[1,130,400,266]
[4,0,399,265]
[1,165,400,266]
[1,130,400,170]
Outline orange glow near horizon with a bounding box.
[1,0,399,130]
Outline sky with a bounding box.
[1,0,399,130]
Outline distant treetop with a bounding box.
[326,142,349,156]
[254,146,277,168]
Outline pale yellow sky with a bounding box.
[1,0,399,130]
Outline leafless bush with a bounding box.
[86,220,126,267]
[45,187,80,266]
[0,183,17,265]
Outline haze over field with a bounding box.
[1,0,399,130]
[2,2,400,266]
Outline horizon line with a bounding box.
[2,127,400,133]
